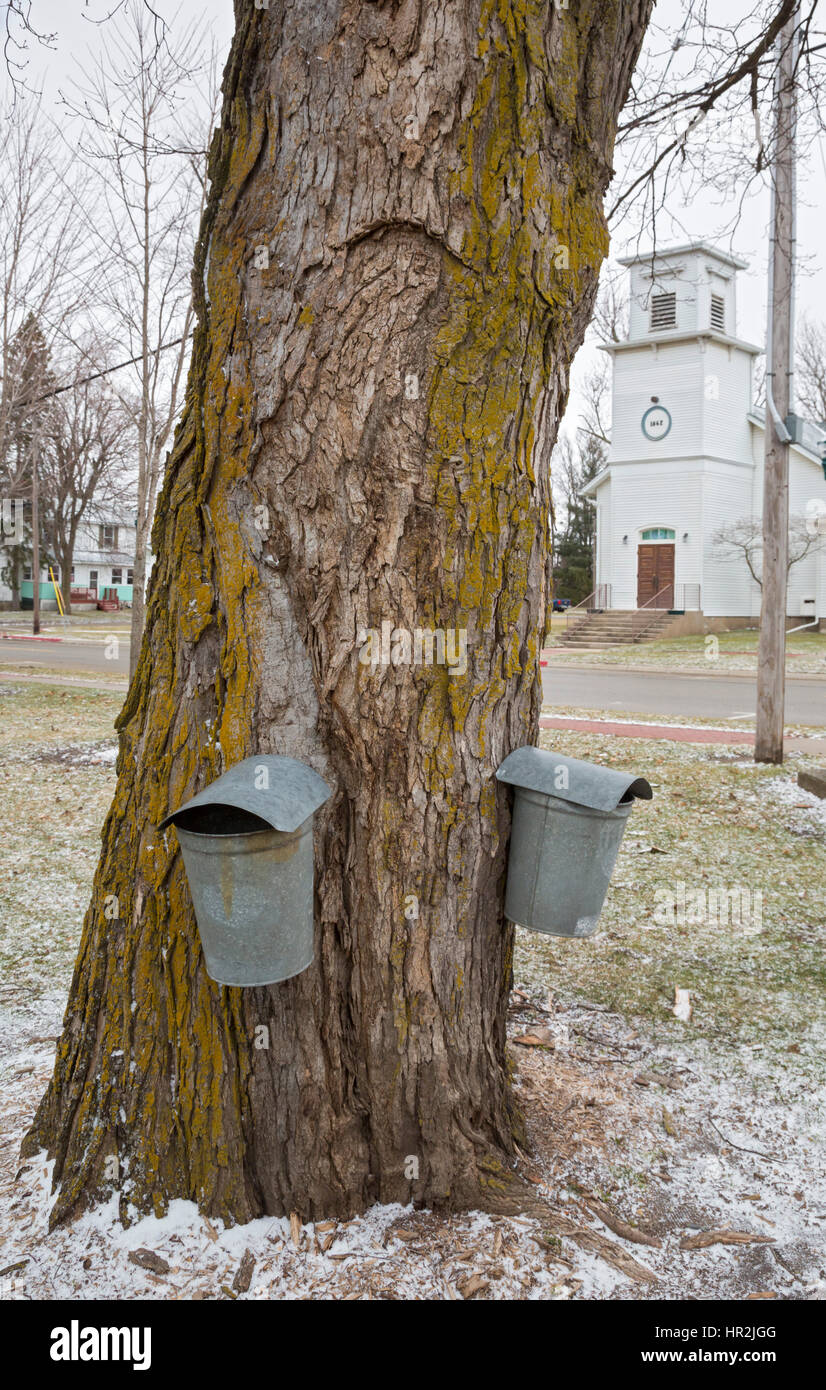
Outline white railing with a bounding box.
[631,583,702,638]
[564,584,612,631]
[630,584,675,640]
[674,583,701,611]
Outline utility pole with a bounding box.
[755,4,799,764]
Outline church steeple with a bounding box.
[583,241,825,625]
[616,242,748,345]
[601,242,760,470]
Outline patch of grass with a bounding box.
[0,760,115,1012]
[0,682,123,749]
[544,627,826,674]
[0,685,121,1016]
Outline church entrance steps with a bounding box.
[559,608,692,647]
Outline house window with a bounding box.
[23,566,32,580]
[99,523,118,549]
[641,527,675,541]
[650,292,677,330]
[126,568,133,586]
[710,294,726,331]
[70,567,75,583]
[111,567,122,585]
[89,570,98,594]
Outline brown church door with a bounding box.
[637,543,674,607]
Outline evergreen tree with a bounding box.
[0,314,57,605]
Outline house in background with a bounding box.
[582,242,826,627]
[2,509,137,609]
[66,513,137,606]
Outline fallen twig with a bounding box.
[707,1116,775,1160]
[681,1229,775,1251]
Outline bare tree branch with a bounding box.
[52,0,219,671]
[608,0,824,238]
[712,513,826,587]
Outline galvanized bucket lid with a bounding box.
[496,746,652,812]
[159,754,332,834]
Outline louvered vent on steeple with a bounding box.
[650,292,677,330]
[710,293,726,331]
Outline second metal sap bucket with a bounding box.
[159,755,332,987]
[495,746,652,938]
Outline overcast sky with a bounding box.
[16,0,826,436]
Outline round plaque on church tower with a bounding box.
[641,404,672,441]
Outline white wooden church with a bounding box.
[582,242,826,622]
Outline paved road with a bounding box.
[0,635,130,676]
[542,664,826,726]
[3,638,824,726]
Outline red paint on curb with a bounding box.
[1,632,62,643]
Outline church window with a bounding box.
[641,528,675,541]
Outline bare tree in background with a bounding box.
[712,513,824,588]
[551,358,611,605]
[796,317,826,424]
[589,263,629,345]
[40,367,132,615]
[63,0,219,674]
[2,0,169,99]
[0,99,88,512]
[2,1,56,100]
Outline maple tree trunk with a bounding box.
[25,0,651,1226]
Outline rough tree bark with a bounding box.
[25,0,651,1226]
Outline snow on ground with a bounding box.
[764,774,826,830]
[0,1157,579,1302]
[508,992,826,1302]
[2,992,824,1301]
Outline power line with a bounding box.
[12,333,193,408]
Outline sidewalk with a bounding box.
[540,713,825,754]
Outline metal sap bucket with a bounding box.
[495,746,652,938]
[159,754,332,987]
